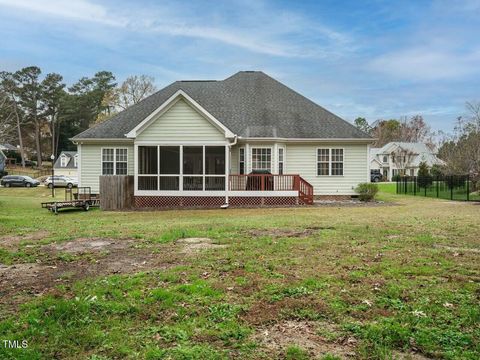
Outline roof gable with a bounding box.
[54,151,78,169]
[126,90,234,139]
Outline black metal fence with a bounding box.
[396,175,479,201]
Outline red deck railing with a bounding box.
[228,174,314,204]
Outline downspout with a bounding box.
[222,135,238,209]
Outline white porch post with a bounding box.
[225,145,229,205]
[134,144,138,195]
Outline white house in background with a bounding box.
[370,142,444,181]
[71,71,373,208]
[53,151,78,178]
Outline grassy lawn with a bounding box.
[379,181,480,201]
[0,187,479,359]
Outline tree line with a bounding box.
[354,103,480,184]
[0,67,156,167]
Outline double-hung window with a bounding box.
[317,148,344,176]
[102,148,128,175]
[317,149,329,175]
[278,148,284,175]
[331,149,344,176]
[251,148,271,171]
[239,148,245,175]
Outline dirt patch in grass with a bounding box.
[243,297,327,326]
[246,226,332,239]
[433,244,480,254]
[0,230,50,249]
[176,237,227,254]
[0,237,229,315]
[253,320,356,358]
[44,237,134,254]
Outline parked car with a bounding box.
[44,175,78,189]
[1,175,40,187]
[370,169,382,182]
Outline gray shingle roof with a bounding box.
[73,71,372,140]
[54,151,78,169]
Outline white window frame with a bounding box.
[278,146,285,175]
[102,148,128,175]
[239,147,245,175]
[251,147,273,172]
[60,155,68,167]
[316,148,344,176]
[74,155,78,168]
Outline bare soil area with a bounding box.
[246,226,332,239]
[0,237,225,315]
[0,230,50,249]
[253,320,357,358]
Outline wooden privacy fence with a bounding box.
[99,175,134,210]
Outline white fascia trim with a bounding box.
[71,138,134,144]
[125,90,235,139]
[238,137,375,143]
[135,190,298,197]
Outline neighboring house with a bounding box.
[0,143,18,152]
[370,142,444,181]
[72,71,373,208]
[53,151,78,178]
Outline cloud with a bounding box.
[369,47,480,81]
[0,0,354,58]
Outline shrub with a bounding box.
[430,164,444,177]
[392,174,401,182]
[355,183,378,201]
[417,161,433,188]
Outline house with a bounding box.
[53,151,78,178]
[0,143,18,152]
[370,142,444,181]
[71,71,373,208]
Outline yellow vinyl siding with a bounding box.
[79,143,134,193]
[136,99,226,142]
[286,143,369,195]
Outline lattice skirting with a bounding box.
[134,196,302,209]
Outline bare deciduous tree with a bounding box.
[438,102,480,190]
[391,147,416,176]
[0,72,26,167]
[115,75,156,110]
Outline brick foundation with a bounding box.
[134,196,303,209]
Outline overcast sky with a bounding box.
[1,0,479,133]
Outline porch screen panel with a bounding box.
[205,146,226,190]
[138,176,158,190]
[160,146,180,174]
[138,146,158,174]
[159,146,180,190]
[205,146,225,174]
[183,146,203,190]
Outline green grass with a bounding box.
[379,181,480,201]
[0,187,479,359]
